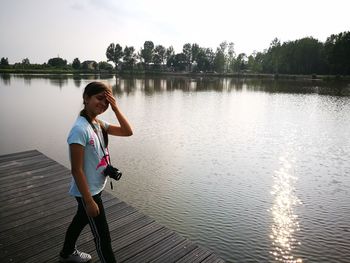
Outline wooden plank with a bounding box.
[0,157,57,176]
[0,150,40,163]
[0,161,59,182]
[116,227,174,262]
[0,162,64,182]
[0,153,52,169]
[1,171,71,207]
[0,185,71,217]
[150,239,198,263]
[110,221,163,252]
[175,246,212,263]
[1,192,73,223]
[1,187,69,222]
[1,167,70,191]
[0,162,68,184]
[0,170,71,201]
[0,172,70,198]
[107,210,144,230]
[124,232,185,263]
[201,254,227,263]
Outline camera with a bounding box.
[103,164,122,181]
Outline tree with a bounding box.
[196,48,210,72]
[123,46,137,70]
[173,53,187,71]
[106,43,123,69]
[154,45,166,66]
[205,48,215,71]
[48,57,67,67]
[165,46,175,67]
[81,60,98,70]
[219,41,228,54]
[213,42,229,73]
[152,54,162,68]
[183,43,192,70]
[1,57,9,66]
[191,43,200,64]
[325,31,350,75]
[259,37,328,74]
[22,58,30,65]
[232,53,247,72]
[269,38,281,73]
[247,51,264,73]
[72,58,81,69]
[227,42,235,72]
[286,37,327,74]
[214,48,225,73]
[98,61,113,71]
[140,41,154,65]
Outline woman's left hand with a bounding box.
[105,89,118,111]
[104,87,133,137]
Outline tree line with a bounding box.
[0,56,114,72]
[105,31,349,75]
[1,31,349,75]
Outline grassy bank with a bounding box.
[0,68,113,74]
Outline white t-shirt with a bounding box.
[67,116,110,197]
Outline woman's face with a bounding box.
[85,91,109,116]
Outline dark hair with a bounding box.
[82,81,109,101]
[80,81,109,147]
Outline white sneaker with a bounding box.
[59,249,92,263]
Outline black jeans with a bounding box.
[61,192,116,263]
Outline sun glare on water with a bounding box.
[270,154,303,263]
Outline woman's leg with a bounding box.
[82,192,116,263]
[60,197,89,257]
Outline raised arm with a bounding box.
[70,143,100,217]
[104,89,133,137]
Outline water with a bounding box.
[1,74,350,262]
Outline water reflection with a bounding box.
[112,78,136,95]
[245,79,350,96]
[49,76,69,88]
[0,73,11,85]
[270,155,302,263]
[73,75,82,88]
[0,73,115,88]
[1,74,349,96]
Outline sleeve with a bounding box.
[67,125,87,146]
[99,119,110,131]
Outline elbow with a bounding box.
[127,129,133,136]
[124,126,133,136]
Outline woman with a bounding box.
[60,81,133,263]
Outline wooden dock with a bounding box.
[0,150,225,263]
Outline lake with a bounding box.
[1,73,349,262]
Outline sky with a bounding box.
[0,0,349,64]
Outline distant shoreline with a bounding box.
[1,68,350,81]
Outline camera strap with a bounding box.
[89,122,115,190]
[89,121,109,164]
[81,114,115,190]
